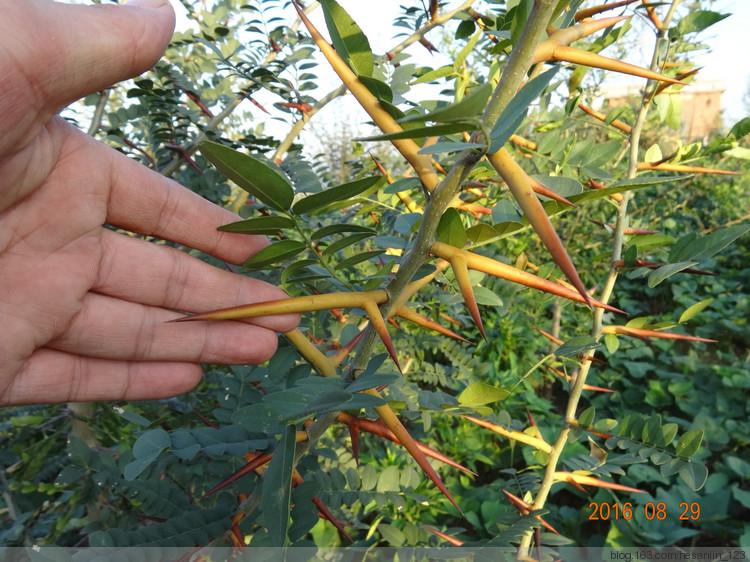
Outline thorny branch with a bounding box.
[516,2,682,557]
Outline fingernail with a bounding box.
[126,0,170,8]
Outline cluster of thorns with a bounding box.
[176,0,730,546]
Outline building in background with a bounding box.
[603,81,725,141]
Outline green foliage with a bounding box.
[2,0,749,552]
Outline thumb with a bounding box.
[3,0,175,115]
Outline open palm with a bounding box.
[0,0,297,406]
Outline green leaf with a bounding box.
[458,382,510,408]
[510,0,533,45]
[418,141,485,155]
[311,224,375,240]
[262,425,297,546]
[489,67,558,152]
[729,117,750,140]
[320,0,373,77]
[379,524,406,546]
[642,415,662,445]
[384,177,421,195]
[401,82,493,124]
[218,216,295,235]
[455,30,482,69]
[413,65,454,84]
[346,372,400,393]
[455,19,476,40]
[679,462,708,491]
[679,298,714,323]
[466,223,499,244]
[661,423,679,446]
[200,141,294,211]
[283,390,355,421]
[725,147,750,160]
[474,286,503,307]
[292,176,381,214]
[676,429,704,458]
[671,10,729,38]
[322,232,373,256]
[357,121,478,141]
[133,428,170,459]
[570,176,684,204]
[243,240,306,269]
[670,224,750,263]
[89,500,234,547]
[359,75,393,103]
[118,480,192,519]
[555,336,600,357]
[437,208,467,248]
[604,333,620,354]
[647,261,700,287]
[579,406,596,428]
[377,466,401,492]
[338,249,385,269]
[123,428,170,480]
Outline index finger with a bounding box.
[92,130,269,264]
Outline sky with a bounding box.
[172,0,750,144]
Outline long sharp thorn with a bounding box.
[440,312,464,328]
[291,0,440,192]
[578,103,633,133]
[637,162,739,175]
[550,45,682,84]
[337,413,476,476]
[602,325,717,343]
[463,415,552,453]
[434,243,625,314]
[172,290,388,322]
[570,480,590,494]
[502,489,560,535]
[374,400,463,514]
[535,327,563,346]
[583,383,615,393]
[642,0,665,29]
[549,16,630,45]
[531,179,576,207]
[450,255,486,339]
[396,306,471,343]
[204,453,272,497]
[510,134,538,151]
[363,301,401,373]
[575,0,639,21]
[655,67,701,95]
[488,149,593,308]
[555,472,646,494]
[347,419,360,466]
[312,497,352,542]
[331,328,367,367]
[426,527,464,546]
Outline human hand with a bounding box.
[0,0,298,406]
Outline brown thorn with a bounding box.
[204,453,272,497]
[396,306,471,343]
[363,301,402,373]
[450,255,487,339]
[575,0,639,21]
[426,526,464,546]
[375,404,464,514]
[312,496,352,542]
[549,45,682,85]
